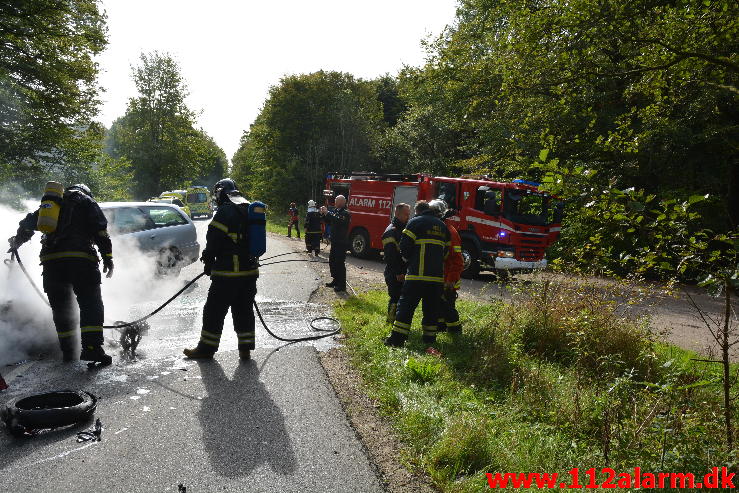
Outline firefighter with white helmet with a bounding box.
[304,199,322,256]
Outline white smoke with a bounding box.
[0,199,191,366]
[0,201,57,366]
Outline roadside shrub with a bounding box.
[504,279,658,380]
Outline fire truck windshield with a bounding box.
[503,190,551,226]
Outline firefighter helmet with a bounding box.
[68,184,93,198]
[308,200,316,207]
[428,199,448,218]
[213,178,238,205]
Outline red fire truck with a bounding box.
[323,172,563,277]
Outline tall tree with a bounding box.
[109,52,227,198]
[0,0,108,192]
[232,71,384,211]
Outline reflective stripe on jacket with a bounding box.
[399,210,450,283]
[203,201,258,278]
[382,217,407,279]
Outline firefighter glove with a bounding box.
[103,257,114,278]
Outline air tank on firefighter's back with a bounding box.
[36,181,64,233]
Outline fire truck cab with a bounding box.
[323,172,563,278]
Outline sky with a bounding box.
[96,0,458,162]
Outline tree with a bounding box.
[0,0,107,172]
[109,52,227,198]
[232,71,384,211]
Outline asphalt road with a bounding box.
[0,220,383,492]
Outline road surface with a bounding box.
[0,220,383,493]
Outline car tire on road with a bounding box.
[2,390,97,436]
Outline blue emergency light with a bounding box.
[512,179,540,187]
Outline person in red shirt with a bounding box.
[430,200,463,333]
[287,202,300,238]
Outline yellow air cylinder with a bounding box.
[37,181,64,233]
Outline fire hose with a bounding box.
[5,248,342,348]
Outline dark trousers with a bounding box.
[200,276,258,351]
[287,220,300,238]
[42,260,104,353]
[391,281,443,343]
[385,275,403,324]
[329,243,347,288]
[439,289,461,332]
[305,232,321,254]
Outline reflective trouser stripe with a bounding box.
[392,320,410,335]
[200,330,221,347]
[447,320,461,328]
[237,332,255,344]
[80,326,103,334]
[422,325,437,337]
[41,251,97,262]
[57,330,75,339]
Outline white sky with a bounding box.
[96,0,458,162]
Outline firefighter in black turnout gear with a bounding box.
[304,200,322,256]
[382,203,411,324]
[385,200,450,348]
[8,184,114,364]
[183,179,260,360]
[321,195,351,292]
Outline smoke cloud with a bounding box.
[0,198,191,366]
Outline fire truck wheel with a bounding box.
[460,242,480,279]
[349,229,371,258]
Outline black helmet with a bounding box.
[68,184,93,198]
[213,178,238,205]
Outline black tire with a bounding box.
[2,390,97,434]
[460,241,481,279]
[156,247,183,277]
[349,229,371,258]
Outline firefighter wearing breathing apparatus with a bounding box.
[382,202,411,324]
[385,200,450,348]
[183,178,266,361]
[7,182,114,365]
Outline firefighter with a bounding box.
[287,202,300,239]
[304,200,322,256]
[8,184,114,364]
[385,200,450,347]
[321,195,350,292]
[432,200,464,334]
[183,178,260,360]
[382,203,411,324]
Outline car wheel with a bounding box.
[460,241,481,279]
[2,390,97,435]
[156,247,183,277]
[349,229,370,258]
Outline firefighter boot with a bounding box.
[239,349,251,360]
[183,344,215,359]
[383,332,406,348]
[80,345,112,366]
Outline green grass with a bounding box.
[335,284,736,492]
[266,216,291,236]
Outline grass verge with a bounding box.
[334,281,737,492]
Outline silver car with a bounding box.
[99,202,200,276]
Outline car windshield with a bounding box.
[187,192,207,203]
[503,190,551,226]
